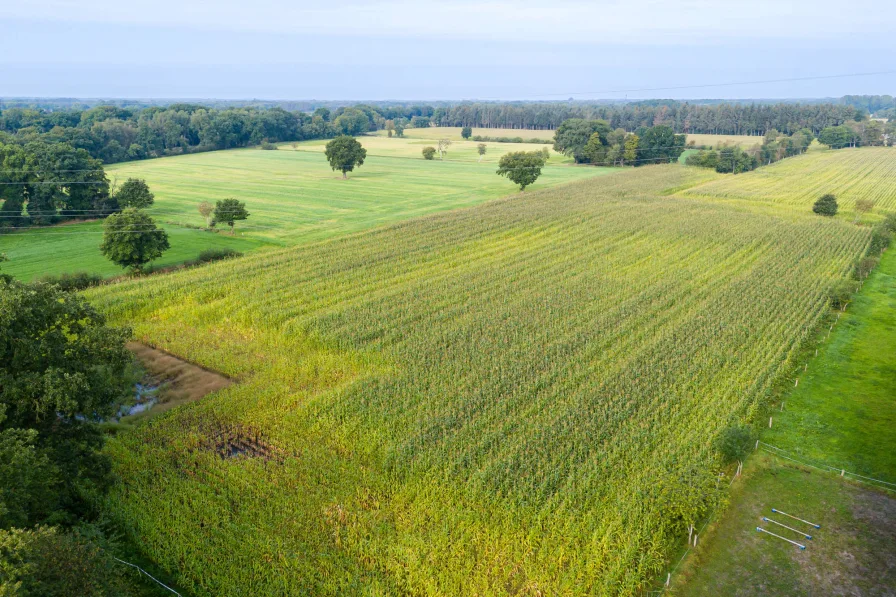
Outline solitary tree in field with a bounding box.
[477,143,487,162]
[437,138,451,160]
[213,198,249,234]
[385,120,395,138]
[198,201,214,227]
[115,178,154,209]
[100,208,170,273]
[422,146,436,160]
[813,193,838,217]
[496,151,547,191]
[394,122,405,138]
[461,126,473,140]
[325,136,367,179]
[854,199,875,222]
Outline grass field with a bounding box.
[677,247,896,596]
[84,163,874,596]
[0,221,264,281]
[682,147,896,216]
[0,137,609,280]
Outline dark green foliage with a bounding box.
[867,224,892,256]
[812,193,838,217]
[715,146,759,173]
[422,146,436,160]
[113,178,154,209]
[213,198,250,234]
[637,125,687,165]
[714,425,753,464]
[818,125,852,148]
[829,280,855,310]
[496,151,547,190]
[100,208,170,273]
[0,525,139,596]
[471,135,550,144]
[334,109,370,136]
[410,116,430,129]
[461,126,472,139]
[36,272,103,292]
[324,136,367,179]
[260,140,277,150]
[190,247,243,265]
[0,279,131,528]
[552,118,611,163]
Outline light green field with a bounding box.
[85,163,873,596]
[382,126,556,141]
[0,137,610,280]
[105,138,604,245]
[0,221,264,281]
[682,147,896,215]
[685,133,763,148]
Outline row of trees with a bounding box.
[553,120,687,165]
[686,128,816,173]
[0,100,887,168]
[0,140,162,229]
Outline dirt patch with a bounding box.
[186,423,286,463]
[127,342,231,417]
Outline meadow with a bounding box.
[0,221,263,281]
[84,163,874,596]
[683,147,896,215]
[0,137,608,280]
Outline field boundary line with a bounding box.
[759,441,896,490]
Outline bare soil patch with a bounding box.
[127,341,231,417]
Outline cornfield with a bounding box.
[683,147,896,214]
[86,164,873,596]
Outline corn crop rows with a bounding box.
[86,164,872,596]
[683,147,896,213]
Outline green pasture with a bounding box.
[0,221,264,281]
[0,136,612,280]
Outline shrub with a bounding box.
[714,425,753,464]
[461,126,472,139]
[195,247,243,264]
[36,272,103,292]
[829,280,855,310]
[854,256,879,280]
[812,193,838,216]
[260,141,277,150]
[422,147,436,160]
[867,224,892,256]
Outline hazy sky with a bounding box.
[2,0,894,100]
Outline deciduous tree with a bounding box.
[324,136,367,179]
[114,178,154,209]
[496,151,546,191]
[813,193,838,216]
[100,208,170,273]
[213,198,250,234]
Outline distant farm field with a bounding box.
[382,126,556,141]
[685,133,763,148]
[0,137,609,280]
[683,147,896,214]
[85,161,875,596]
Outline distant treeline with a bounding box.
[0,98,889,168]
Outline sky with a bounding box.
[1,0,895,100]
